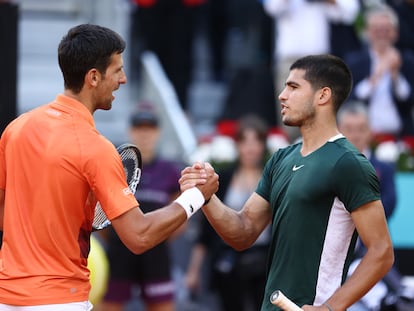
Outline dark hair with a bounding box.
[58,24,126,93]
[235,114,269,144]
[290,54,353,112]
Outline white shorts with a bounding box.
[0,301,93,311]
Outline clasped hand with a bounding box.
[179,162,219,202]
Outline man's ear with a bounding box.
[85,69,100,87]
[318,86,332,106]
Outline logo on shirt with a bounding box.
[45,108,62,116]
[123,187,133,195]
[292,164,305,171]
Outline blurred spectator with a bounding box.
[338,103,412,311]
[129,0,206,112]
[338,103,397,219]
[262,0,360,142]
[387,0,414,53]
[219,65,278,128]
[185,114,271,311]
[202,0,230,82]
[330,8,363,60]
[226,0,274,70]
[215,2,276,127]
[344,4,414,142]
[203,0,274,83]
[97,103,185,311]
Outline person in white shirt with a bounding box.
[263,0,360,142]
[345,4,414,141]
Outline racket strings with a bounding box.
[120,148,142,193]
[92,144,142,231]
[93,203,111,230]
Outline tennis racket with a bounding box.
[92,143,142,231]
[270,290,303,311]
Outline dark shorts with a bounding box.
[103,231,174,304]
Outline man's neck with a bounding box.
[63,90,94,114]
[300,126,340,156]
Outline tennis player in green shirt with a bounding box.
[180,54,394,311]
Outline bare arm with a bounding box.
[111,167,219,255]
[303,200,394,311]
[111,202,187,254]
[201,192,271,251]
[180,162,271,251]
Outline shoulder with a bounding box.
[269,143,300,162]
[325,138,375,174]
[327,141,381,209]
[4,104,48,132]
[82,136,118,164]
[95,136,118,154]
[331,138,369,163]
[259,144,300,181]
[262,143,300,172]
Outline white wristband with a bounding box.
[174,187,205,219]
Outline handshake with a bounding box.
[174,162,219,219]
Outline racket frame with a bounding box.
[92,143,142,231]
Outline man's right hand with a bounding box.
[179,162,219,202]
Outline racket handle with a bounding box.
[270,290,303,311]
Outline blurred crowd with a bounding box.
[127,0,414,166]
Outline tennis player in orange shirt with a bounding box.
[0,24,218,310]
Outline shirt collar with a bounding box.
[52,94,95,128]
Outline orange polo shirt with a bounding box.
[0,94,138,305]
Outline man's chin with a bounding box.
[282,119,295,127]
[96,103,113,111]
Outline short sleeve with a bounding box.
[256,152,279,202]
[84,140,138,221]
[332,152,380,212]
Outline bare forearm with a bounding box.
[202,195,255,250]
[115,181,217,254]
[144,203,187,244]
[113,203,187,255]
